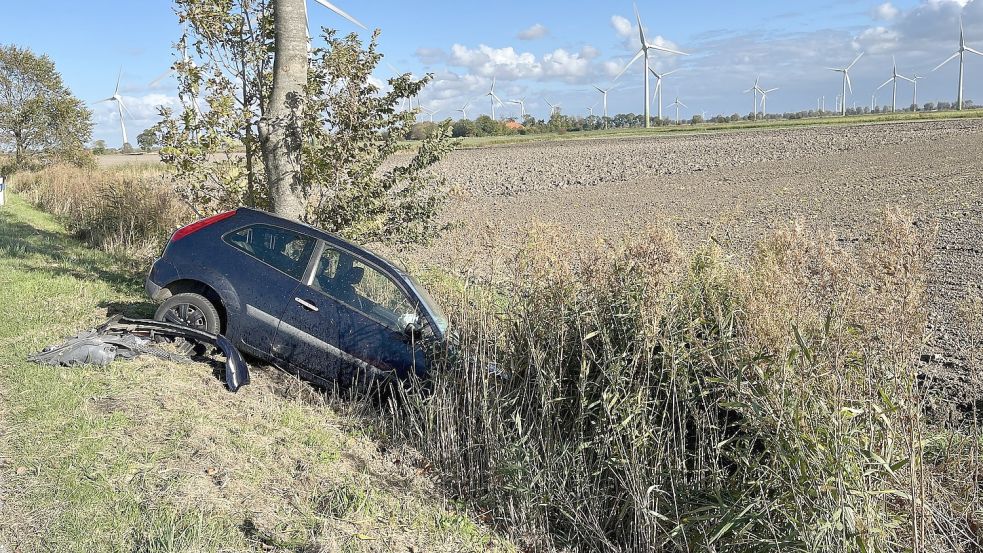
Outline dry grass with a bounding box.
[9,163,192,262]
[394,210,982,552]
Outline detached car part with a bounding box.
[29,315,250,393]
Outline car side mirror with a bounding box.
[398,313,421,337]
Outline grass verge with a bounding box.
[0,194,508,552]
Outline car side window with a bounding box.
[224,224,316,281]
[311,246,418,330]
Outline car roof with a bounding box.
[235,207,409,278]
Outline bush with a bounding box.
[11,163,191,260]
[393,214,980,552]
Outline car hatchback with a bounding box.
[145,208,448,386]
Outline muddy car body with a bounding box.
[145,208,448,386]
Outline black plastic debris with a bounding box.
[29,315,250,392]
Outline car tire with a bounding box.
[155,293,221,334]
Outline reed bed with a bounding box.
[393,213,981,552]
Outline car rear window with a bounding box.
[224,224,316,280]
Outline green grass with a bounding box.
[0,194,510,552]
[452,108,983,149]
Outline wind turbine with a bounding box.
[419,104,439,123]
[303,0,366,47]
[148,26,205,123]
[509,98,527,119]
[389,64,420,111]
[877,57,914,112]
[94,68,133,148]
[648,67,680,120]
[744,76,761,119]
[586,105,595,117]
[486,77,505,119]
[592,84,613,127]
[613,3,688,128]
[827,51,864,116]
[911,74,924,110]
[759,87,778,117]
[668,96,686,124]
[456,100,471,120]
[933,18,983,110]
[544,98,561,117]
[871,92,876,112]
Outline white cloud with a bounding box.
[445,44,601,83]
[542,49,590,78]
[852,26,901,53]
[611,15,633,38]
[517,23,549,40]
[873,2,900,20]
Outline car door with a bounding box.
[222,224,317,355]
[327,250,428,380]
[270,244,345,383]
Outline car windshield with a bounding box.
[404,275,448,335]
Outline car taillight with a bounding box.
[170,210,238,243]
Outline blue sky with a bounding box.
[4,0,982,145]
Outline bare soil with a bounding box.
[395,119,983,416]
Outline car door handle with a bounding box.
[294,297,319,312]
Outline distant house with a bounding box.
[504,120,525,131]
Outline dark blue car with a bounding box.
[145,208,448,387]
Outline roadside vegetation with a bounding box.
[394,216,982,552]
[9,158,982,551]
[0,195,507,552]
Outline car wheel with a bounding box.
[155,292,221,334]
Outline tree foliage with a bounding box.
[152,0,273,213]
[303,30,454,245]
[153,1,454,246]
[0,44,93,167]
[137,128,159,152]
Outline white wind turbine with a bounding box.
[592,84,614,127]
[419,104,440,123]
[744,76,762,119]
[648,67,680,120]
[389,64,419,111]
[303,0,366,46]
[544,98,561,117]
[95,68,134,148]
[148,27,205,123]
[877,56,914,112]
[613,3,688,128]
[456,100,471,120]
[759,87,778,117]
[667,96,686,124]
[911,74,924,110]
[933,18,983,110]
[827,51,864,116]
[486,77,505,119]
[509,98,527,118]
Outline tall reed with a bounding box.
[393,213,980,552]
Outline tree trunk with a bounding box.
[14,130,24,165]
[260,0,307,220]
